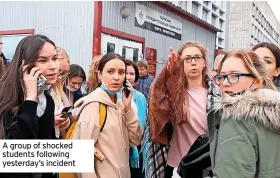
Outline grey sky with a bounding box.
[267,0,280,22]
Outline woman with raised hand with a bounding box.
[142,42,220,178]
[72,53,142,178]
[210,50,280,177]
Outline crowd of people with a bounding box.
[0,34,280,178]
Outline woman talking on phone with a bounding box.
[0,35,59,177]
[0,34,59,140]
[72,53,142,178]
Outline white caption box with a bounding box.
[0,140,94,173]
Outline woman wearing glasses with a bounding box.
[143,42,220,178]
[50,47,71,139]
[211,50,280,177]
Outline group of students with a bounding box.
[0,34,280,178]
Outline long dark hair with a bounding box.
[0,35,56,136]
[125,60,139,83]
[252,42,280,87]
[69,64,86,83]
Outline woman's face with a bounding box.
[126,65,136,87]
[218,56,256,95]
[99,58,126,92]
[254,47,279,80]
[34,42,59,85]
[182,47,206,80]
[57,59,70,83]
[68,76,84,92]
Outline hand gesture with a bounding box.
[22,60,42,101]
[167,47,181,75]
[122,80,133,113]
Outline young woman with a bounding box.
[72,53,142,178]
[252,42,280,90]
[142,42,220,178]
[123,60,147,178]
[0,35,59,177]
[65,64,86,106]
[211,50,280,177]
[50,47,71,139]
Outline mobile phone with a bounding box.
[60,112,71,118]
[123,80,130,98]
[37,75,47,89]
[62,106,73,114]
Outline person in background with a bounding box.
[136,60,154,100]
[210,50,280,177]
[0,35,59,178]
[50,47,71,139]
[87,55,102,93]
[72,53,142,178]
[211,54,225,79]
[0,37,8,72]
[65,64,86,106]
[252,42,280,90]
[123,60,147,178]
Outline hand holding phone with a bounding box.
[22,61,43,101]
[60,106,73,118]
[122,80,133,113]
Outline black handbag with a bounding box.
[177,134,212,178]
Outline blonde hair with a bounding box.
[218,50,277,91]
[177,41,209,88]
[52,47,70,106]
[87,55,102,93]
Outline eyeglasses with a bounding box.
[214,73,255,85]
[183,55,204,63]
[57,72,69,79]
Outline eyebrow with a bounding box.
[38,54,58,58]
[220,70,242,74]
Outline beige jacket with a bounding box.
[73,88,143,178]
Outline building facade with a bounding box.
[0,1,220,76]
[227,1,280,50]
[171,1,229,50]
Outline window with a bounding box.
[212,4,217,12]
[107,43,115,53]
[252,3,256,17]
[202,8,208,21]
[192,2,199,17]
[0,29,34,62]
[219,19,223,30]
[203,1,209,6]
[254,26,258,39]
[251,24,255,37]
[219,10,224,17]
[178,1,187,11]
[212,15,217,26]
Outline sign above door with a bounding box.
[135,3,183,40]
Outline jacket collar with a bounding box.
[214,89,280,131]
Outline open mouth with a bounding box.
[224,91,234,95]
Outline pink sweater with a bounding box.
[167,87,208,167]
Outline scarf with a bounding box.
[141,68,221,177]
[117,90,147,168]
[149,57,188,145]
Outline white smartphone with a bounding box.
[37,75,47,89]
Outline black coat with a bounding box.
[1,92,56,178]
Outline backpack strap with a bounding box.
[99,103,107,132]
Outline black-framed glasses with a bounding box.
[183,55,204,63]
[214,73,255,85]
[57,72,70,79]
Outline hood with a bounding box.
[72,87,123,119]
[214,89,280,131]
